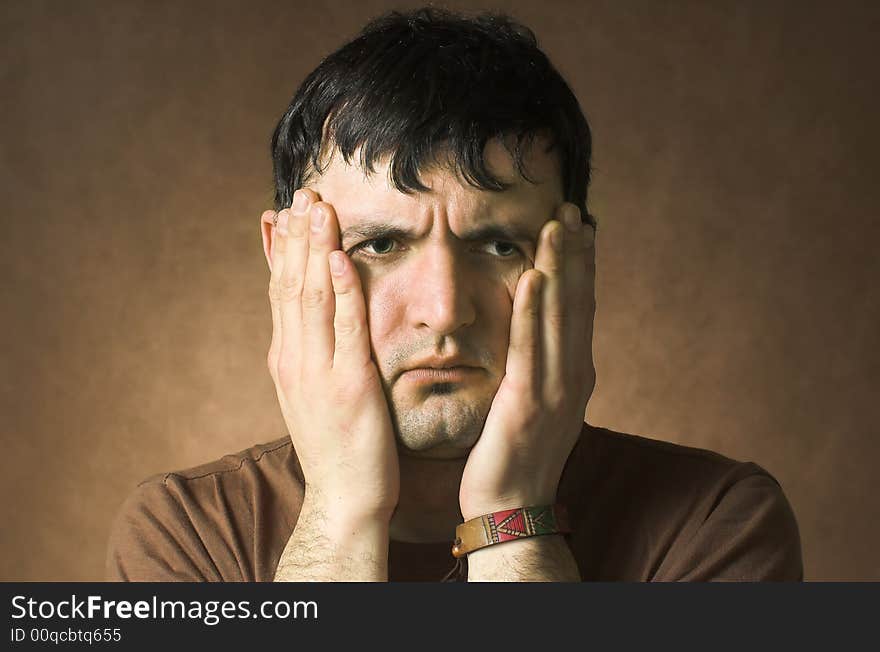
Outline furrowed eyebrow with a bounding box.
[460,223,538,243]
[340,221,538,245]
[341,223,415,245]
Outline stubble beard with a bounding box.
[387,386,494,459]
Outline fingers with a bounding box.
[278,190,316,329]
[271,189,320,383]
[505,269,544,399]
[534,215,565,396]
[261,209,278,272]
[329,250,372,369]
[533,203,590,399]
[561,204,590,319]
[563,206,596,384]
[268,187,367,381]
[300,199,340,369]
[266,209,284,378]
[580,214,598,392]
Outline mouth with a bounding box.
[399,366,481,384]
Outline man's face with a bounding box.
[310,138,567,460]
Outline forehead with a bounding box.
[310,137,564,228]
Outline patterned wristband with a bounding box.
[451,504,571,558]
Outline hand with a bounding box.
[458,203,596,521]
[264,189,400,522]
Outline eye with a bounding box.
[348,237,397,258]
[483,241,522,258]
[347,238,524,260]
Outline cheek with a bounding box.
[481,268,522,342]
[493,260,529,322]
[502,264,527,301]
[358,268,421,377]
[360,272,402,346]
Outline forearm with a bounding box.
[466,535,581,582]
[273,491,390,582]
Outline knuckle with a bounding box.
[276,356,300,392]
[510,338,538,357]
[546,312,564,330]
[543,388,566,412]
[279,275,303,301]
[505,374,533,398]
[334,364,379,395]
[301,286,327,308]
[507,335,530,356]
[544,260,562,275]
[334,318,362,338]
[329,382,356,405]
[524,301,542,318]
[288,213,308,238]
[267,282,282,303]
[332,282,354,297]
[269,274,305,302]
[523,399,543,422]
[505,377,527,397]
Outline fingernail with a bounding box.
[292,190,309,214]
[563,206,581,232]
[329,251,345,276]
[278,210,289,236]
[310,205,325,232]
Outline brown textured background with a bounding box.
[2,0,878,581]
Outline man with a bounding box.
[106,8,802,581]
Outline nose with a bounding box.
[405,244,476,336]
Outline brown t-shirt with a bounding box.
[105,423,803,581]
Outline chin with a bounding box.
[390,389,489,458]
[397,443,473,461]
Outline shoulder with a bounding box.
[590,425,747,470]
[585,424,782,498]
[147,437,298,484]
[573,425,775,508]
[570,424,803,581]
[106,437,302,582]
[120,436,300,533]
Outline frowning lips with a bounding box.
[398,356,482,383]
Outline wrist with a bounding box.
[466,533,580,582]
[275,488,391,582]
[304,486,396,527]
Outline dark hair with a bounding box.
[271,7,596,228]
